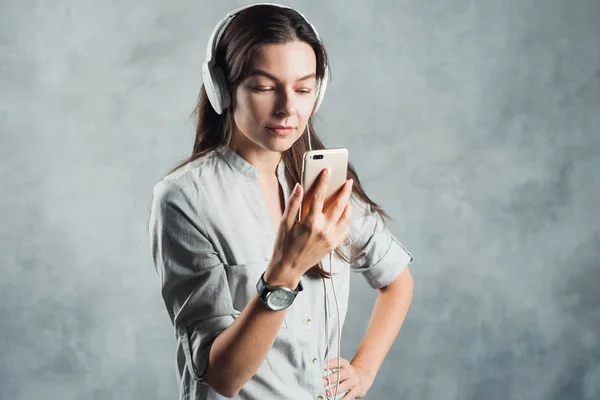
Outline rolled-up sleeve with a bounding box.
[148,181,237,384]
[349,195,414,289]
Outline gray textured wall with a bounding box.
[1,0,599,399]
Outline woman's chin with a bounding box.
[262,134,299,151]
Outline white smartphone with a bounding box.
[299,148,349,220]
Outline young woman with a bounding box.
[148,4,415,400]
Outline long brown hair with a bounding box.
[168,5,392,278]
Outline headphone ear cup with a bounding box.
[202,61,230,114]
[213,65,231,111]
[313,68,329,114]
[202,61,222,114]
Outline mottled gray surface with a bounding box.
[1,0,598,399]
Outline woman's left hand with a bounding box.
[323,357,374,399]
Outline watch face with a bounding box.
[266,289,294,310]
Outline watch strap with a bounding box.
[256,272,304,297]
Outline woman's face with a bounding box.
[232,40,318,154]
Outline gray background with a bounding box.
[1,0,599,399]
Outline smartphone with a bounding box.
[299,148,349,220]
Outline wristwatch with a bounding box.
[256,272,303,311]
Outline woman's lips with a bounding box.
[266,126,295,136]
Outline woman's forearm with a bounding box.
[204,263,301,397]
[205,293,287,396]
[350,267,414,381]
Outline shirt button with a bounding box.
[312,357,318,364]
[317,396,323,400]
[306,318,312,325]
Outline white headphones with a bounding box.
[201,3,329,115]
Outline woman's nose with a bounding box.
[276,90,296,116]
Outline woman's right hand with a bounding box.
[265,167,354,287]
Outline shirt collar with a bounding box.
[216,145,287,183]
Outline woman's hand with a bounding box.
[323,357,374,399]
[266,167,353,286]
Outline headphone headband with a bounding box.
[202,3,329,115]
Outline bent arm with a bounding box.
[351,267,414,382]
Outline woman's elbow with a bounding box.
[203,359,243,398]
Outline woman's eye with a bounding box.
[251,87,312,94]
[252,87,274,93]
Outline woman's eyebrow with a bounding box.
[248,69,316,82]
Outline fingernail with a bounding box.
[293,183,300,194]
[324,167,330,176]
[349,179,354,186]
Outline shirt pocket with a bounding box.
[224,259,288,330]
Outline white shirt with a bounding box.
[148,145,414,400]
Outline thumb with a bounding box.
[283,183,303,230]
